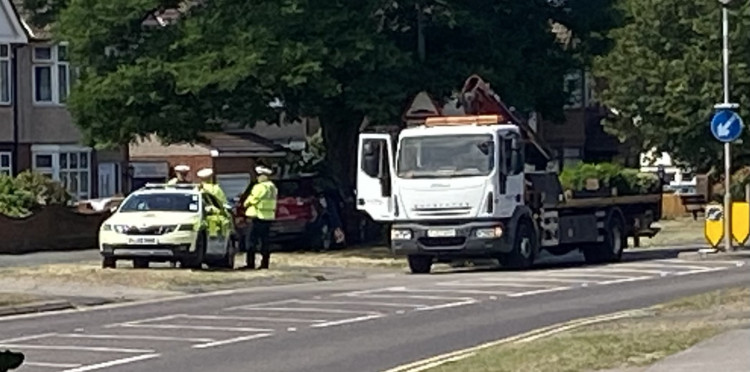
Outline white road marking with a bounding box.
[105,314,183,328]
[294,300,426,308]
[331,287,407,297]
[523,272,633,279]
[0,344,154,353]
[440,280,566,287]
[236,307,381,315]
[617,262,722,271]
[192,333,272,349]
[674,267,726,276]
[564,267,668,275]
[357,293,474,301]
[388,288,514,296]
[223,299,298,311]
[413,299,478,311]
[596,276,652,285]
[24,362,82,368]
[506,286,571,297]
[310,314,384,328]
[187,314,325,323]
[59,354,160,372]
[117,323,274,332]
[56,333,215,343]
[287,327,297,332]
[0,333,56,343]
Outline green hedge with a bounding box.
[0,171,71,217]
[559,162,661,196]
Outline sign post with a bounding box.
[711,0,741,252]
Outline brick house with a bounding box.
[0,0,127,199]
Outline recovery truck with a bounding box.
[356,75,662,274]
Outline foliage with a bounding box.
[593,0,750,172]
[559,162,660,195]
[0,172,71,217]
[36,0,621,190]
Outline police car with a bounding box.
[98,183,236,269]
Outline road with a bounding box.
[0,252,747,372]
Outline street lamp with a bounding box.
[718,0,734,252]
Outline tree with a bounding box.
[35,0,619,189]
[593,0,750,173]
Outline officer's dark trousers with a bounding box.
[246,218,271,269]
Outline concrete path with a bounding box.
[0,249,99,268]
[646,329,750,372]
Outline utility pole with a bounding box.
[721,0,732,252]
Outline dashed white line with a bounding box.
[385,288,514,295]
[439,281,564,287]
[294,300,427,308]
[56,334,215,343]
[0,333,56,343]
[357,293,474,302]
[0,344,154,353]
[104,314,182,328]
[523,272,633,279]
[192,333,273,349]
[189,314,325,323]
[506,286,572,297]
[59,354,160,372]
[237,307,381,315]
[224,299,298,311]
[674,267,726,276]
[597,276,652,285]
[24,362,82,368]
[310,314,384,328]
[414,299,478,311]
[116,323,274,332]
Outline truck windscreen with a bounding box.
[397,134,494,179]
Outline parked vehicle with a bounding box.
[232,174,338,251]
[356,75,663,274]
[99,183,236,269]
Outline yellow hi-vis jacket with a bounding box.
[201,182,227,205]
[243,178,277,220]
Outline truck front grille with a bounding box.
[418,237,466,247]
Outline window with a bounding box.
[563,70,583,109]
[397,135,495,179]
[33,44,69,104]
[32,146,91,200]
[120,193,199,213]
[0,152,11,175]
[584,71,598,107]
[0,44,9,104]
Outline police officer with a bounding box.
[167,164,191,184]
[196,168,227,204]
[242,165,277,269]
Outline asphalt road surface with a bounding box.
[1,254,747,372]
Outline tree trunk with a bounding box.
[321,117,360,197]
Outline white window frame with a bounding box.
[32,43,70,105]
[31,145,92,200]
[0,44,10,105]
[0,151,11,175]
[563,70,583,109]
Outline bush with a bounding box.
[559,162,661,196]
[0,171,71,217]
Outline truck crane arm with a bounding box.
[458,75,554,165]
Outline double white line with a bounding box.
[382,309,650,372]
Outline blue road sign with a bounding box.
[710,109,744,143]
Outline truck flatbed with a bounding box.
[555,194,661,209]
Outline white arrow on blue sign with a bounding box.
[710,109,744,143]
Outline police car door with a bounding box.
[202,193,229,256]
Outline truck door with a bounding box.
[356,133,396,222]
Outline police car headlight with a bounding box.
[391,229,412,240]
[475,226,503,238]
[113,225,130,234]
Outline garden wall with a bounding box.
[0,206,110,254]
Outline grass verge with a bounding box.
[0,293,41,307]
[0,248,405,292]
[630,217,704,248]
[427,287,750,372]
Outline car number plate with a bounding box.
[427,229,456,238]
[128,237,158,245]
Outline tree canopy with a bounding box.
[594,0,750,173]
[24,0,620,184]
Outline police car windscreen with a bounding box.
[397,134,494,179]
[119,193,198,212]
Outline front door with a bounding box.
[356,133,396,222]
[98,163,119,197]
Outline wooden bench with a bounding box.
[680,194,706,220]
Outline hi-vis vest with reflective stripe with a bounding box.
[244,180,277,220]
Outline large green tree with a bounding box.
[594,0,750,173]
[26,0,620,187]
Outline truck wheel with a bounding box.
[133,259,149,269]
[102,257,116,269]
[583,212,626,264]
[408,255,432,274]
[499,220,535,270]
[183,231,206,270]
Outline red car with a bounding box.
[232,175,333,250]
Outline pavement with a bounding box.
[645,328,750,372]
[0,255,747,372]
[0,249,99,268]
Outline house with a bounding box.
[0,0,127,199]
[129,132,289,201]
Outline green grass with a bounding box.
[0,293,41,307]
[427,287,750,372]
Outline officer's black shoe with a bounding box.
[0,350,24,371]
